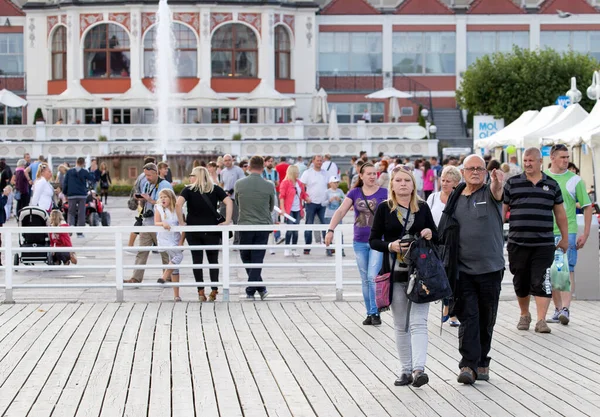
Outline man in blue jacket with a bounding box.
[63,157,95,238]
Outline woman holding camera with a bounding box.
[176,166,232,302]
[369,166,437,388]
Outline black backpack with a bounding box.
[405,237,452,304]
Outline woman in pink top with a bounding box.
[422,160,436,200]
[279,165,308,257]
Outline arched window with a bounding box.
[275,26,290,79]
[144,23,198,77]
[211,24,258,77]
[83,23,130,78]
[51,26,67,80]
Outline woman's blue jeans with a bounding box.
[353,241,383,316]
[284,211,301,245]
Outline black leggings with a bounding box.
[16,193,30,214]
[186,232,221,291]
[100,188,109,204]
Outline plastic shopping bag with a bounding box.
[550,249,570,292]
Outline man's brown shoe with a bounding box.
[535,319,551,333]
[457,367,476,385]
[123,278,140,284]
[477,367,489,381]
[517,313,531,330]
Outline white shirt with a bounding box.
[300,168,328,205]
[291,183,301,211]
[31,177,54,211]
[362,111,371,122]
[323,160,339,178]
[426,191,445,226]
[414,169,424,191]
[155,205,181,249]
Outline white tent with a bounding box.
[48,81,104,108]
[232,80,295,108]
[544,100,600,146]
[525,104,589,146]
[504,105,565,149]
[180,79,232,108]
[0,89,27,107]
[328,107,339,140]
[311,88,328,123]
[105,82,157,108]
[365,87,412,99]
[475,110,539,149]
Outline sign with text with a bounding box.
[474,116,505,140]
[555,96,571,108]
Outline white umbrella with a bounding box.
[0,89,27,107]
[389,97,401,122]
[328,108,340,140]
[311,88,329,123]
[365,87,412,99]
[85,154,91,170]
[47,154,53,174]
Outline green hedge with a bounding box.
[339,181,349,194]
[108,183,187,196]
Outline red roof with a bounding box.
[0,0,24,17]
[468,0,526,14]
[320,0,381,15]
[539,0,598,14]
[395,0,454,14]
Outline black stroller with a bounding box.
[14,206,52,266]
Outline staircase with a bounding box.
[433,108,468,141]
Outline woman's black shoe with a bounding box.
[371,315,382,326]
[362,316,373,325]
[412,371,429,388]
[394,374,413,386]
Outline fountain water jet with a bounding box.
[154,0,179,159]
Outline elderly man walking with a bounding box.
[124,163,173,283]
[439,155,505,385]
[504,147,569,334]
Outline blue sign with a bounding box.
[555,96,571,108]
[541,146,551,157]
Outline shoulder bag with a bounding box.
[359,187,376,216]
[406,237,452,304]
[199,191,233,239]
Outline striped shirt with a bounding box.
[503,173,563,247]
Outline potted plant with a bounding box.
[34,108,45,123]
[98,135,108,142]
[232,133,242,141]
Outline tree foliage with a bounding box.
[456,48,599,124]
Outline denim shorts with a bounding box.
[556,234,577,272]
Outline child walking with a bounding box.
[49,209,77,265]
[154,189,185,302]
[324,176,345,257]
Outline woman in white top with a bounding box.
[426,165,462,326]
[413,159,425,198]
[31,163,55,212]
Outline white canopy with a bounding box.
[48,81,104,108]
[475,110,539,149]
[544,100,600,146]
[365,87,412,99]
[105,82,156,109]
[311,88,328,123]
[328,107,339,140]
[232,80,295,108]
[525,104,589,146]
[0,89,27,107]
[506,105,565,149]
[181,79,232,108]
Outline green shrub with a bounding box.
[34,108,44,122]
[232,133,242,141]
[108,184,133,196]
[338,181,349,194]
[173,183,187,194]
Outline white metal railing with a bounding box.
[0,224,357,303]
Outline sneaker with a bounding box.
[371,315,382,326]
[362,316,373,325]
[477,367,489,381]
[558,308,570,325]
[77,233,85,238]
[157,278,165,284]
[535,319,551,333]
[517,313,532,330]
[269,249,276,255]
[457,367,476,385]
[449,319,460,327]
[394,373,413,386]
[259,290,269,300]
[412,371,429,388]
[174,296,182,302]
[246,294,255,300]
[547,308,560,323]
[291,250,300,257]
[284,250,291,257]
[326,250,333,257]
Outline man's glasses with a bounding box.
[464,167,486,173]
[551,144,568,154]
[189,174,196,177]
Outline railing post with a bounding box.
[334,228,343,302]
[115,231,124,302]
[222,229,230,302]
[4,230,14,304]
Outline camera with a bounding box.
[142,209,154,218]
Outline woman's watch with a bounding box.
[327,229,334,234]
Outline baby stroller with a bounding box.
[14,206,52,266]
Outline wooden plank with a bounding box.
[25,303,109,417]
[148,303,174,417]
[256,303,341,417]
[0,303,81,416]
[0,304,44,358]
[186,302,220,417]
[170,302,195,417]
[51,303,121,417]
[268,303,365,416]
[201,303,248,417]
[99,303,147,417]
[3,303,96,417]
[75,303,135,417]
[123,302,160,417]
[0,304,27,331]
[239,302,314,417]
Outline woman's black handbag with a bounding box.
[200,192,232,239]
[406,237,452,304]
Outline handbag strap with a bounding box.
[359,187,375,216]
[199,191,222,223]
